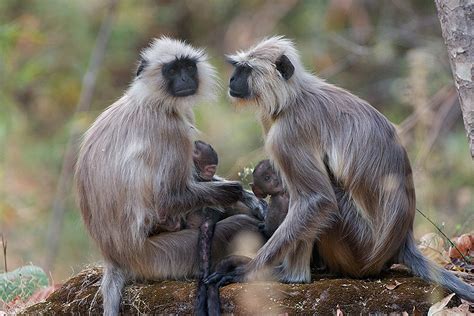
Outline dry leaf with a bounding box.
[419,245,450,266]
[449,233,473,260]
[427,293,455,316]
[420,233,445,250]
[418,233,450,266]
[448,303,470,314]
[385,280,403,290]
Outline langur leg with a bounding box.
[197,214,260,315]
[195,212,216,316]
[130,214,261,280]
[252,198,336,281]
[207,198,337,285]
[278,239,314,283]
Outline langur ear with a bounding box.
[275,55,294,80]
[136,58,148,77]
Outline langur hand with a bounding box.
[204,255,251,287]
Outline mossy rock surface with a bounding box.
[20,266,460,315]
[1,265,49,302]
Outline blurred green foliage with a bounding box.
[0,265,48,302]
[0,0,472,281]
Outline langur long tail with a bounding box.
[400,233,474,302]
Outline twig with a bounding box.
[223,0,299,51]
[416,208,469,264]
[398,85,452,137]
[1,233,7,272]
[415,89,458,166]
[44,0,119,273]
[319,53,359,79]
[327,33,371,56]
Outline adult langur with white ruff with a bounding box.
[75,37,260,315]
[205,36,474,302]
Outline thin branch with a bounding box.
[1,233,7,272]
[415,89,458,165]
[223,0,299,51]
[44,0,119,273]
[398,85,452,138]
[327,33,371,56]
[416,208,469,264]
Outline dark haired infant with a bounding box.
[251,160,289,238]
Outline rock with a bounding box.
[20,266,459,315]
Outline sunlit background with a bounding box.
[1,0,473,282]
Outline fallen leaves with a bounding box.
[417,232,474,314]
[428,293,455,316]
[418,232,473,271]
[385,280,403,290]
[427,293,472,316]
[448,234,474,260]
[418,233,451,266]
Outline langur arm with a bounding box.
[211,175,267,220]
[157,180,244,213]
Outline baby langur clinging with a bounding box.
[186,140,225,229]
[190,140,265,315]
[191,141,223,316]
[194,140,219,181]
[207,36,474,302]
[251,159,289,239]
[186,140,267,229]
[75,37,261,316]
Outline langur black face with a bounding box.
[193,140,218,181]
[162,58,199,97]
[229,64,252,99]
[251,160,284,198]
[228,54,295,100]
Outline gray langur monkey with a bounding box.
[206,36,474,302]
[75,37,261,315]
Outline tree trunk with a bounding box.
[435,0,474,158]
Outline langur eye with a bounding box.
[169,68,177,75]
[187,64,196,71]
[264,176,271,181]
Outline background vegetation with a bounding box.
[0,0,472,282]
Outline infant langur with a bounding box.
[251,160,289,239]
[186,140,224,229]
[191,140,223,316]
[186,140,266,229]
